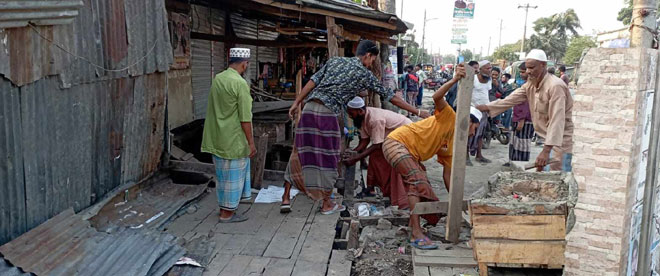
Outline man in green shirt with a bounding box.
[201,48,256,223]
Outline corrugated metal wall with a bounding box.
[0,0,172,244]
[191,5,214,119]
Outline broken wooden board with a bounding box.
[412,245,477,268]
[412,200,469,215]
[469,201,568,216]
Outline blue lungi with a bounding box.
[213,155,252,211]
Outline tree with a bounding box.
[460,49,473,62]
[528,9,581,62]
[492,40,528,64]
[441,54,457,64]
[617,0,660,25]
[563,36,597,65]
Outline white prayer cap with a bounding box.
[525,49,548,62]
[470,106,483,121]
[229,48,250,58]
[347,96,365,109]
[478,60,490,68]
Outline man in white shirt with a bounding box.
[415,64,428,107]
[467,60,492,165]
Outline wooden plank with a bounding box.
[214,203,272,234]
[347,219,360,250]
[252,0,398,30]
[250,133,269,189]
[412,200,469,215]
[428,267,452,275]
[446,64,475,243]
[326,16,339,57]
[413,266,430,276]
[413,256,477,268]
[165,192,217,237]
[340,222,349,239]
[252,101,295,113]
[473,239,566,266]
[478,263,489,276]
[469,202,567,215]
[203,253,233,276]
[263,197,315,258]
[169,160,215,175]
[218,255,252,276]
[339,216,409,227]
[451,267,480,275]
[327,250,351,276]
[218,234,251,255]
[471,215,566,240]
[413,245,474,258]
[298,211,340,264]
[241,257,271,276]
[291,260,327,276]
[262,258,296,276]
[240,203,288,256]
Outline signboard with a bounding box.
[451,18,468,45]
[453,0,475,19]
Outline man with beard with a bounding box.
[201,48,255,223]
[343,97,412,209]
[467,60,493,166]
[477,49,574,171]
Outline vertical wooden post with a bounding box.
[326,16,339,57]
[250,133,269,189]
[446,65,475,243]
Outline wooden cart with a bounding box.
[469,172,577,276]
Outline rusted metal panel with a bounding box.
[0,0,172,87]
[0,81,26,246]
[0,208,185,276]
[167,69,194,129]
[120,72,168,184]
[0,1,84,28]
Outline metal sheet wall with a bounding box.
[211,8,226,75]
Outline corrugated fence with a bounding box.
[0,0,173,245]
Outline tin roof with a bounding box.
[0,208,184,276]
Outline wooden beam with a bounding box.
[191,32,326,48]
[326,16,339,57]
[252,0,397,30]
[445,65,475,243]
[411,200,468,215]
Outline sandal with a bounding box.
[280,204,291,214]
[320,203,346,215]
[219,213,248,223]
[410,237,438,250]
[476,157,492,164]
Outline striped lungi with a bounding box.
[382,138,440,225]
[509,121,535,162]
[213,155,252,211]
[284,101,341,200]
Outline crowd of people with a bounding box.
[200,40,575,250]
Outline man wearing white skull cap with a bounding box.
[476,49,574,172]
[201,47,255,223]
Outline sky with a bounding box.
[396,0,627,57]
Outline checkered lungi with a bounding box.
[213,155,252,211]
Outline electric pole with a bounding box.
[498,19,503,48]
[518,3,537,54]
[419,9,427,65]
[487,37,491,57]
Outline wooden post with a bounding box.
[326,16,339,57]
[347,219,360,249]
[445,65,475,243]
[250,133,269,189]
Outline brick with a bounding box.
[596,160,624,169]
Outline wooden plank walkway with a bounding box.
[412,245,479,276]
[165,191,348,276]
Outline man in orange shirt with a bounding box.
[383,64,482,249]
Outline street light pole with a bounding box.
[518,3,538,54]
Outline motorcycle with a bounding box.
[482,118,510,149]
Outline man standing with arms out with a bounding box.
[559,65,569,85]
[477,49,574,171]
[280,40,429,214]
[415,64,428,107]
[201,48,255,223]
[383,64,482,249]
[343,97,413,209]
[467,60,492,166]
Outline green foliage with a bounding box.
[492,40,528,64]
[527,9,581,62]
[460,49,473,62]
[563,36,597,65]
[441,54,457,64]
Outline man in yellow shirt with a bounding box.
[384,64,481,249]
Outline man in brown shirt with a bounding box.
[476,49,574,171]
